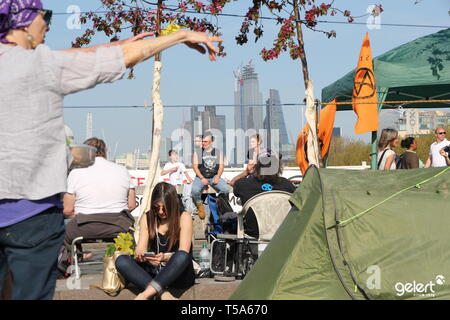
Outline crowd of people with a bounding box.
[1,0,449,302]
[0,0,222,300]
[377,127,450,170]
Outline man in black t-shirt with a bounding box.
[233,151,296,238]
[191,133,229,219]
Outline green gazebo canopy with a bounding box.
[322,28,450,111]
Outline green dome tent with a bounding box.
[230,166,450,299]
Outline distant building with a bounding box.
[396,109,450,136]
[332,127,342,137]
[115,151,150,170]
[264,89,290,154]
[233,61,264,164]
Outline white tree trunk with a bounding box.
[134,61,163,241]
[305,80,320,167]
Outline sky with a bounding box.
[42,0,450,157]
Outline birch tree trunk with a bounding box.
[134,61,163,241]
[134,0,164,241]
[293,0,321,167]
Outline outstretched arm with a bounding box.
[59,32,155,53]
[121,30,222,68]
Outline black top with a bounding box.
[196,147,221,178]
[148,201,195,289]
[233,176,296,238]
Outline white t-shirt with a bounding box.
[161,161,187,185]
[429,139,450,167]
[378,148,396,170]
[67,157,135,215]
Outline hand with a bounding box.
[63,212,75,219]
[172,166,179,172]
[187,179,193,184]
[145,253,164,266]
[201,178,209,186]
[212,177,220,185]
[181,30,222,61]
[135,246,147,263]
[440,149,448,158]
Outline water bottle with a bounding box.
[199,243,210,276]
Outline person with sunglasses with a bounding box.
[115,182,195,300]
[0,0,221,300]
[424,128,450,168]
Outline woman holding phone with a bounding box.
[115,182,195,299]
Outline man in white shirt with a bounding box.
[425,128,450,168]
[60,138,136,269]
[160,150,193,186]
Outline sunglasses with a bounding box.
[437,132,446,135]
[18,8,53,26]
[152,205,165,212]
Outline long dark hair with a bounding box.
[146,182,181,251]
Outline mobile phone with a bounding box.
[144,251,156,257]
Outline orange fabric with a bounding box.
[318,101,337,159]
[295,100,337,175]
[295,123,310,175]
[352,32,378,134]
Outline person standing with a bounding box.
[161,150,193,186]
[377,128,399,171]
[400,137,423,169]
[161,150,194,213]
[191,133,229,219]
[0,0,222,300]
[439,148,450,166]
[424,128,450,168]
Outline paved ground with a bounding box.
[54,215,241,300]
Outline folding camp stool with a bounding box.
[69,237,115,280]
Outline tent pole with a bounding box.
[371,131,377,170]
[371,88,389,170]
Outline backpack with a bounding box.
[395,154,404,169]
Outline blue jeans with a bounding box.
[191,176,229,205]
[115,250,194,293]
[0,207,65,300]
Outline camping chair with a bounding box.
[210,190,293,279]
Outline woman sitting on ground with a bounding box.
[116,182,195,300]
[377,128,399,170]
[400,137,423,169]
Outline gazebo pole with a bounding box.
[371,88,389,170]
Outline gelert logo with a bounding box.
[395,275,445,297]
[353,67,376,100]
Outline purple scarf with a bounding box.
[0,0,43,44]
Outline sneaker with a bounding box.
[196,203,206,220]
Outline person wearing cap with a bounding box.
[233,151,296,239]
[0,0,222,300]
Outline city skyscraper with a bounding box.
[264,89,290,153]
[234,61,264,132]
[233,61,263,164]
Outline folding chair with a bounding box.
[210,190,293,279]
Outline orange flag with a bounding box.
[296,100,337,175]
[352,32,378,134]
